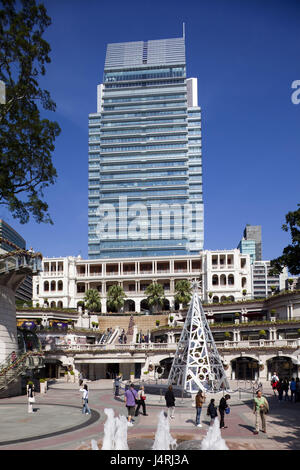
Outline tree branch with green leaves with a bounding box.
[0,0,61,224]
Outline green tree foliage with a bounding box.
[145,282,165,313]
[107,285,126,313]
[174,279,192,307]
[270,204,300,275]
[84,289,101,313]
[0,0,61,223]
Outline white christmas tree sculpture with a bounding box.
[168,280,229,393]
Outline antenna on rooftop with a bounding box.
[183,22,186,39]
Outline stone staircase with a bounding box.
[0,350,44,393]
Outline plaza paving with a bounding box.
[0,379,299,450]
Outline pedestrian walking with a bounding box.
[271,372,279,396]
[207,398,218,425]
[27,382,35,413]
[295,377,300,403]
[253,389,269,434]
[283,378,289,401]
[195,390,206,427]
[277,378,284,402]
[124,383,137,426]
[79,384,91,415]
[135,385,148,416]
[218,394,230,429]
[114,374,122,397]
[290,377,297,402]
[165,385,176,419]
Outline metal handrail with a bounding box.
[0,350,44,391]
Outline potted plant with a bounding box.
[155,320,160,327]
[64,371,69,382]
[69,370,75,383]
[234,312,240,324]
[288,278,294,290]
[259,330,267,339]
[242,289,247,299]
[270,309,277,321]
[130,371,135,381]
[224,331,232,341]
[39,378,47,394]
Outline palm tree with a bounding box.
[145,283,165,313]
[107,285,126,313]
[174,280,192,308]
[84,289,101,313]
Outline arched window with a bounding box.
[51,281,56,291]
[213,296,219,303]
[50,301,56,308]
[36,284,39,295]
[242,277,247,288]
[212,275,219,286]
[220,275,226,286]
[44,281,49,292]
[58,280,63,291]
[57,301,63,308]
[228,274,234,285]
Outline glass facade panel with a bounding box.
[88,37,203,258]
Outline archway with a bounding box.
[231,357,259,380]
[159,357,173,378]
[124,299,135,312]
[163,298,170,311]
[141,298,149,311]
[267,356,297,379]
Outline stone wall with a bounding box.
[97,314,169,333]
[0,285,19,364]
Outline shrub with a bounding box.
[39,378,45,383]
[156,320,160,326]
[259,330,267,337]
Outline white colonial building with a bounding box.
[32,249,254,312]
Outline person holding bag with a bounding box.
[124,383,137,426]
[135,385,148,416]
[27,382,35,413]
[218,394,231,429]
[253,389,269,434]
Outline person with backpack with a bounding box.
[253,389,269,434]
[218,394,230,429]
[195,390,206,427]
[79,384,91,415]
[207,398,218,425]
[165,385,176,419]
[124,383,137,426]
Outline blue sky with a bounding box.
[1,0,300,260]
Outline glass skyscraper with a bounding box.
[88,36,203,259]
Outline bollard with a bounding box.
[159,388,162,403]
